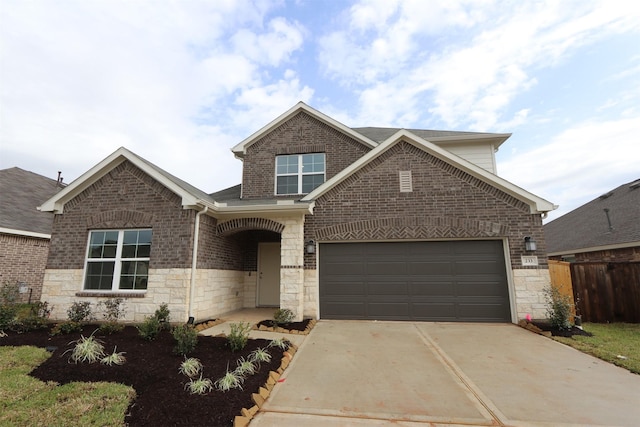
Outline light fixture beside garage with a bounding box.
[524,236,537,251]
[306,239,316,254]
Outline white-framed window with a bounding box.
[275,153,325,195]
[84,229,152,291]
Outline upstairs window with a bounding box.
[276,153,325,195]
[84,229,151,291]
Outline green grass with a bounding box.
[0,346,135,426]
[554,323,640,374]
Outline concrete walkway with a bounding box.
[252,321,640,427]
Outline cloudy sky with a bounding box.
[1,0,638,222]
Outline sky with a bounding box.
[1,0,639,223]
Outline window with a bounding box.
[275,153,325,195]
[84,229,151,291]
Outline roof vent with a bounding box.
[599,191,613,199]
[629,179,640,190]
[399,171,413,193]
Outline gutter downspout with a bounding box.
[188,206,208,322]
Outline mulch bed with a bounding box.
[256,318,312,332]
[0,324,287,427]
[521,319,593,338]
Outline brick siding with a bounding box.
[0,233,49,303]
[241,111,371,199]
[46,161,196,270]
[304,141,548,270]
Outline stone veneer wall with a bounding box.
[189,269,245,322]
[512,268,551,320]
[41,268,191,323]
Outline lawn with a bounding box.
[553,323,640,374]
[0,345,134,426]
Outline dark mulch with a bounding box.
[256,318,311,332]
[0,325,286,427]
[530,320,593,338]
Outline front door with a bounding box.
[257,242,281,306]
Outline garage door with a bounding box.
[319,241,511,322]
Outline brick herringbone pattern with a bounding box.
[216,217,285,236]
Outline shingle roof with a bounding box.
[0,167,62,235]
[352,127,501,143]
[544,179,640,254]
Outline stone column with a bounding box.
[279,214,305,321]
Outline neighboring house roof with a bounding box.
[302,129,556,214]
[0,167,61,237]
[544,179,640,255]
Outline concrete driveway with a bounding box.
[252,321,640,427]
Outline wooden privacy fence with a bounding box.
[548,260,576,319]
[571,262,640,323]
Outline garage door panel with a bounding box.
[368,281,409,295]
[408,261,453,275]
[409,281,456,297]
[320,241,510,322]
[368,302,410,318]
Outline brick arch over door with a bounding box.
[216,218,285,236]
[87,210,154,229]
[314,216,509,241]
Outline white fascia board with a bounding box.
[547,241,640,256]
[231,102,378,157]
[197,199,314,218]
[304,129,556,214]
[0,227,51,239]
[38,147,200,213]
[428,133,512,148]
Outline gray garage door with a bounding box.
[319,241,511,322]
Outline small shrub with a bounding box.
[137,315,161,341]
[154,303,171,329]
[66,332,105,364]
[9,301,52,333]
[101,346,126,366]
[172,324,198,356]
[185,375,213,395]
[268,337,291,350]
[0,282,19,330]
[179,357,203,378]
[544,284,573,330]
[273,308,294,324]
[227,322,251,352]
[0,282,19,305]
[50,320,83,336]
[214,368,244,392]
[67,301,94,323]
[97,298,126,334]
[234,357,257,377]
[248,347,271,365]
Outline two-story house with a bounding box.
[39,102,555,323]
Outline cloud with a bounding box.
[498,116,640,221]
[317,0,640,130]
[0,0,308,192]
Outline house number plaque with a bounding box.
[521,255,539,266]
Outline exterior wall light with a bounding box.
[306,239,316,254]
[524,236,537,252]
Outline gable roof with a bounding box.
[0,167,61,237]
[38,148,314,217]
[302,129,556,214]
[38,147,215,214]
[231,102,379,157]
[544,179,640,255]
